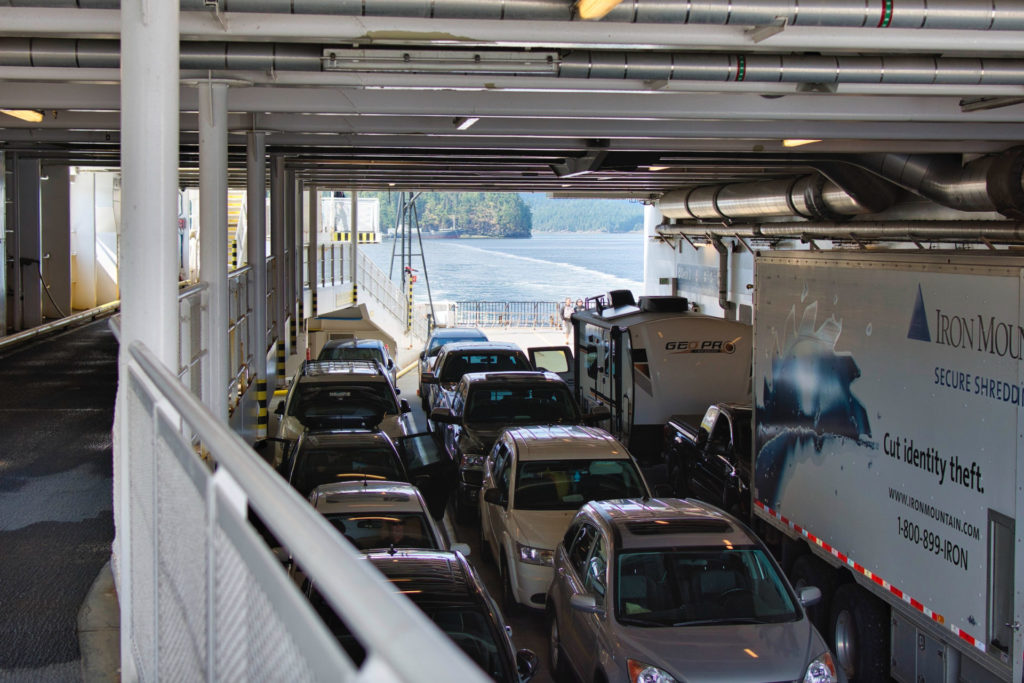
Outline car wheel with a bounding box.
[789,554,835,634]
[547,610,570,681]
[829,583,889,682]
[500,555,520,617]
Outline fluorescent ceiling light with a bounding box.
[647,165,670,171]
[1,109,44,123]
[454,116,479,131]
[322,49,558,75]
[783,139,821,148]
[577,0,624,19]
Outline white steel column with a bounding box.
[246,131,269,436]
[40,165,71,320]
[199,82,229,421]
[14,156,42,331]
[118,0,179,680]
[307,185,318,317]
[349,189,358,303]
[0,152,5,336]
[270,155,286,380]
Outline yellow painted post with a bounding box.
[230,238,237,269]
[256,378,268,437]
[276,339,286,376]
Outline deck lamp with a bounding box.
[1,109,44,123]
[577,0,624,20]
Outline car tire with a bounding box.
[547,610,571,681]
[790,554,836,634]
[829,582,889,683]
[500,554,520,617]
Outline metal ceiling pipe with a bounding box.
[658,176,876,222]
[15,0,1008,31]
[856,148,1024,219]
[4,39,1024,89]
[560,52,1024,86]
[656,221,1024,242]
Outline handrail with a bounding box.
[127,341,486,682]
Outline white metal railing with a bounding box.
[122,340,485,682]
[356,251,406,324]
[227,265,255,412]
[177,282,207,399]
[308,242,345,287]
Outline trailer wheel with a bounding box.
[790,555,835,634]
[829,583,889,682]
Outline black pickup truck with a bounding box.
[662,402,752,522]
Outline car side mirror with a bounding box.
[400,399,411,413]
[515,650,539,682]
[422,371,438,385]
[569,593,604,615]
[419,351,426,360]
[798,585,822,608]
[274,402,285,416]
[585,404,611,424]
[451,542,471,557]
[429,408,459,424]
[388,359,394,368]
[483,488,506,506]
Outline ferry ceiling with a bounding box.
[4,0,1024,243]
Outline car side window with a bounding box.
[495,442,512,496]
[567,523,597,576]
[584,535,608,599]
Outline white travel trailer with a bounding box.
[570,290,752,463]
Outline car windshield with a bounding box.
[514,459,646,510]
[289,383,399,423]
[292,446,405,496]
[427,333,487,356]
[416,604,511,682]
[319,346,385,365]
[325,512,439,551]
[615,548,800,627]
[439,353,528,382]
[464,385,579,424]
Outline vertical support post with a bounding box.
[350,190,358,303]
[407,270,414,332]
[40,165,71,320]
[291,173,302,349]
[118,0,180,679]
[284,170,295,354]
[0,151,5,336]
[14,156,42,330]
[246,131,268,437]
[199,81,229,421]
[308,185,318,318]
[270,156,286,381]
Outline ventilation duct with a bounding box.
[658,176,877,222]
[658,150,1024,222]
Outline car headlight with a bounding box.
[627,659,676,683]
[461,454,485,468]
[804,652,836,683]
[516,542,553,566]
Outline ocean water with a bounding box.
[359,232,644,303]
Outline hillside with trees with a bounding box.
[367,191,532,238]
[359,191,643,237]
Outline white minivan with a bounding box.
[478,424,650,611]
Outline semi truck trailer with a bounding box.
[753,251,1023,683]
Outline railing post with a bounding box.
[308,184,318,318]
[270,156,286,381]
[350,190,358,303]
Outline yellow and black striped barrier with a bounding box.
[406,276,414,331]
[331,231,381,244]
[256,378,268,437]
[289,316,297,353]
[311,290,318,317]
[276,340,286,376]
[230,238,238,269]
[352,282,358,304]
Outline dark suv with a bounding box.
[430,370,606,522]
[275,360,413,443]
[421,341,532,419]
[307,549,538,682]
